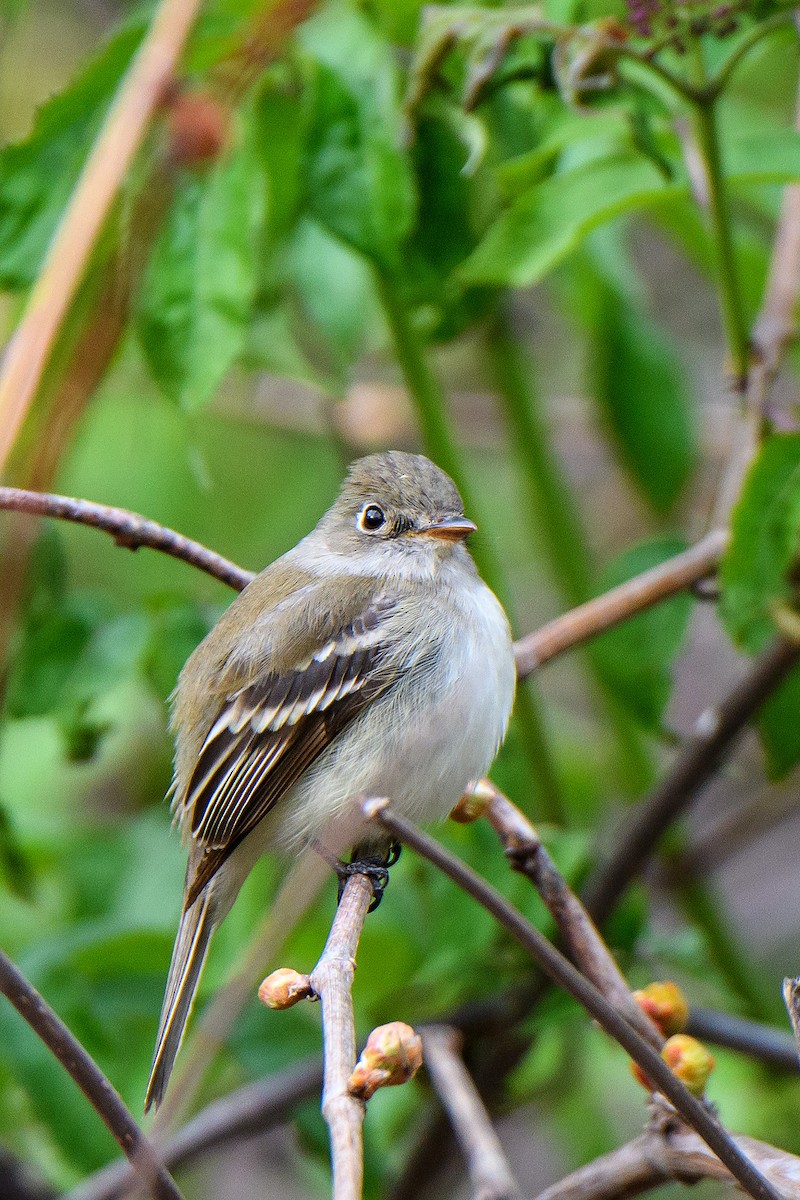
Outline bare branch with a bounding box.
[475,782,663,1051]
[308,872,375,1200]
[67,1058,323,1200]
[0,950,184,1200]
[513,531,727,677]
[582,638,800,928]
[0,487,254,592]
[422,1025,522,1200]
[364,800,782,1200]
[782,979,800,1064]
[534,1106,800,1200]
[0,0,203,472]
[687,1008,800,1073]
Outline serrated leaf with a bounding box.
[460,153,678,287]
[720,434,800,653]
[300,6,416,265]
[592,538,694,729]
[0,22,144,289]
[136,108,267,410]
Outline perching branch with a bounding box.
[67,1058,324,1200]
[582,638,800,928]
[364,800,782,1200]
[513,530,727,677]
[308,872,375,1200]
[0,487,254,592]
[0,486,724,674]
[0,950,184,1200]
[0,0,203,473]
[422,1025,521,1200]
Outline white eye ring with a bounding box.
[358,504,386,532]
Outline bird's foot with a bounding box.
[336,842,401,912]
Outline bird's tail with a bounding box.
[145,888,214,1112]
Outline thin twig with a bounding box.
[533,1109,800,1200]
[0,487,254,591]
[478,782,663,1050]
[364,800,782,1200]
[0,0,203,473]
[422,1025,522,1200]
[582,638,800,928]
[309,872,375,1200]
[0,950,184,1200]
[782,979,800,1064]
[687,1008,800,1074]
[67,1057,323,1200]
[513,531,727,677]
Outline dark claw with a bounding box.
[336,849,397,911]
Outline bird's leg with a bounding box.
[336,842,402,911]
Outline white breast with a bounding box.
[276,574,516,855]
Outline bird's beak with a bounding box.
[418,516,477,542]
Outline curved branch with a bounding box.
[364,801,782,1200]
[0,487,254,591]
[0,950,184,1200]
[67,1058,323,1200]
[513,531,727,677]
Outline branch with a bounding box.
[473,782,663,1050]
[582,638,800,928]
[687,1008,800,1074]
[308,872,375,1200]
[0,950,184,1200]
[364,801,782,1200]
[67,1058,323,1200]
[421,1025,522,1200]
[513,531,727,677]
[534,1103,800,1200]
[0,487,254,591]
[0,0,203,473]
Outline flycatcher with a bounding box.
[145,451,516,1110]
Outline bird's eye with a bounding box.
[359,504,386,532]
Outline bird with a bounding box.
[145,450,516,1111]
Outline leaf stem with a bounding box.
[690,96,750,390]
[374,266,564,823]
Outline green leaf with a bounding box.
[579,248,695,513]
[592,538,694,729]
[136,107,267,410]
[460,154,677,287]
[757,666,800,779]
[720,434,800,653]
[300,5,416,265]
[0,22,144,289]
[727,128,800,187]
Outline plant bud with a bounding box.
[348,1021,423,1100]
[633,981,689,1035]
[631,1033,714,1097]
[258,967,313,1010]
[450,780,494,824]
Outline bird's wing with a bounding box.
[181,592,400,903]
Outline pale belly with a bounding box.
[274,580,516,855]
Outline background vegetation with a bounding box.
[1,0,800,1196]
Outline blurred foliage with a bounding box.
[1,0,800,1195]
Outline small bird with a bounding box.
[145,451,516,1110]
